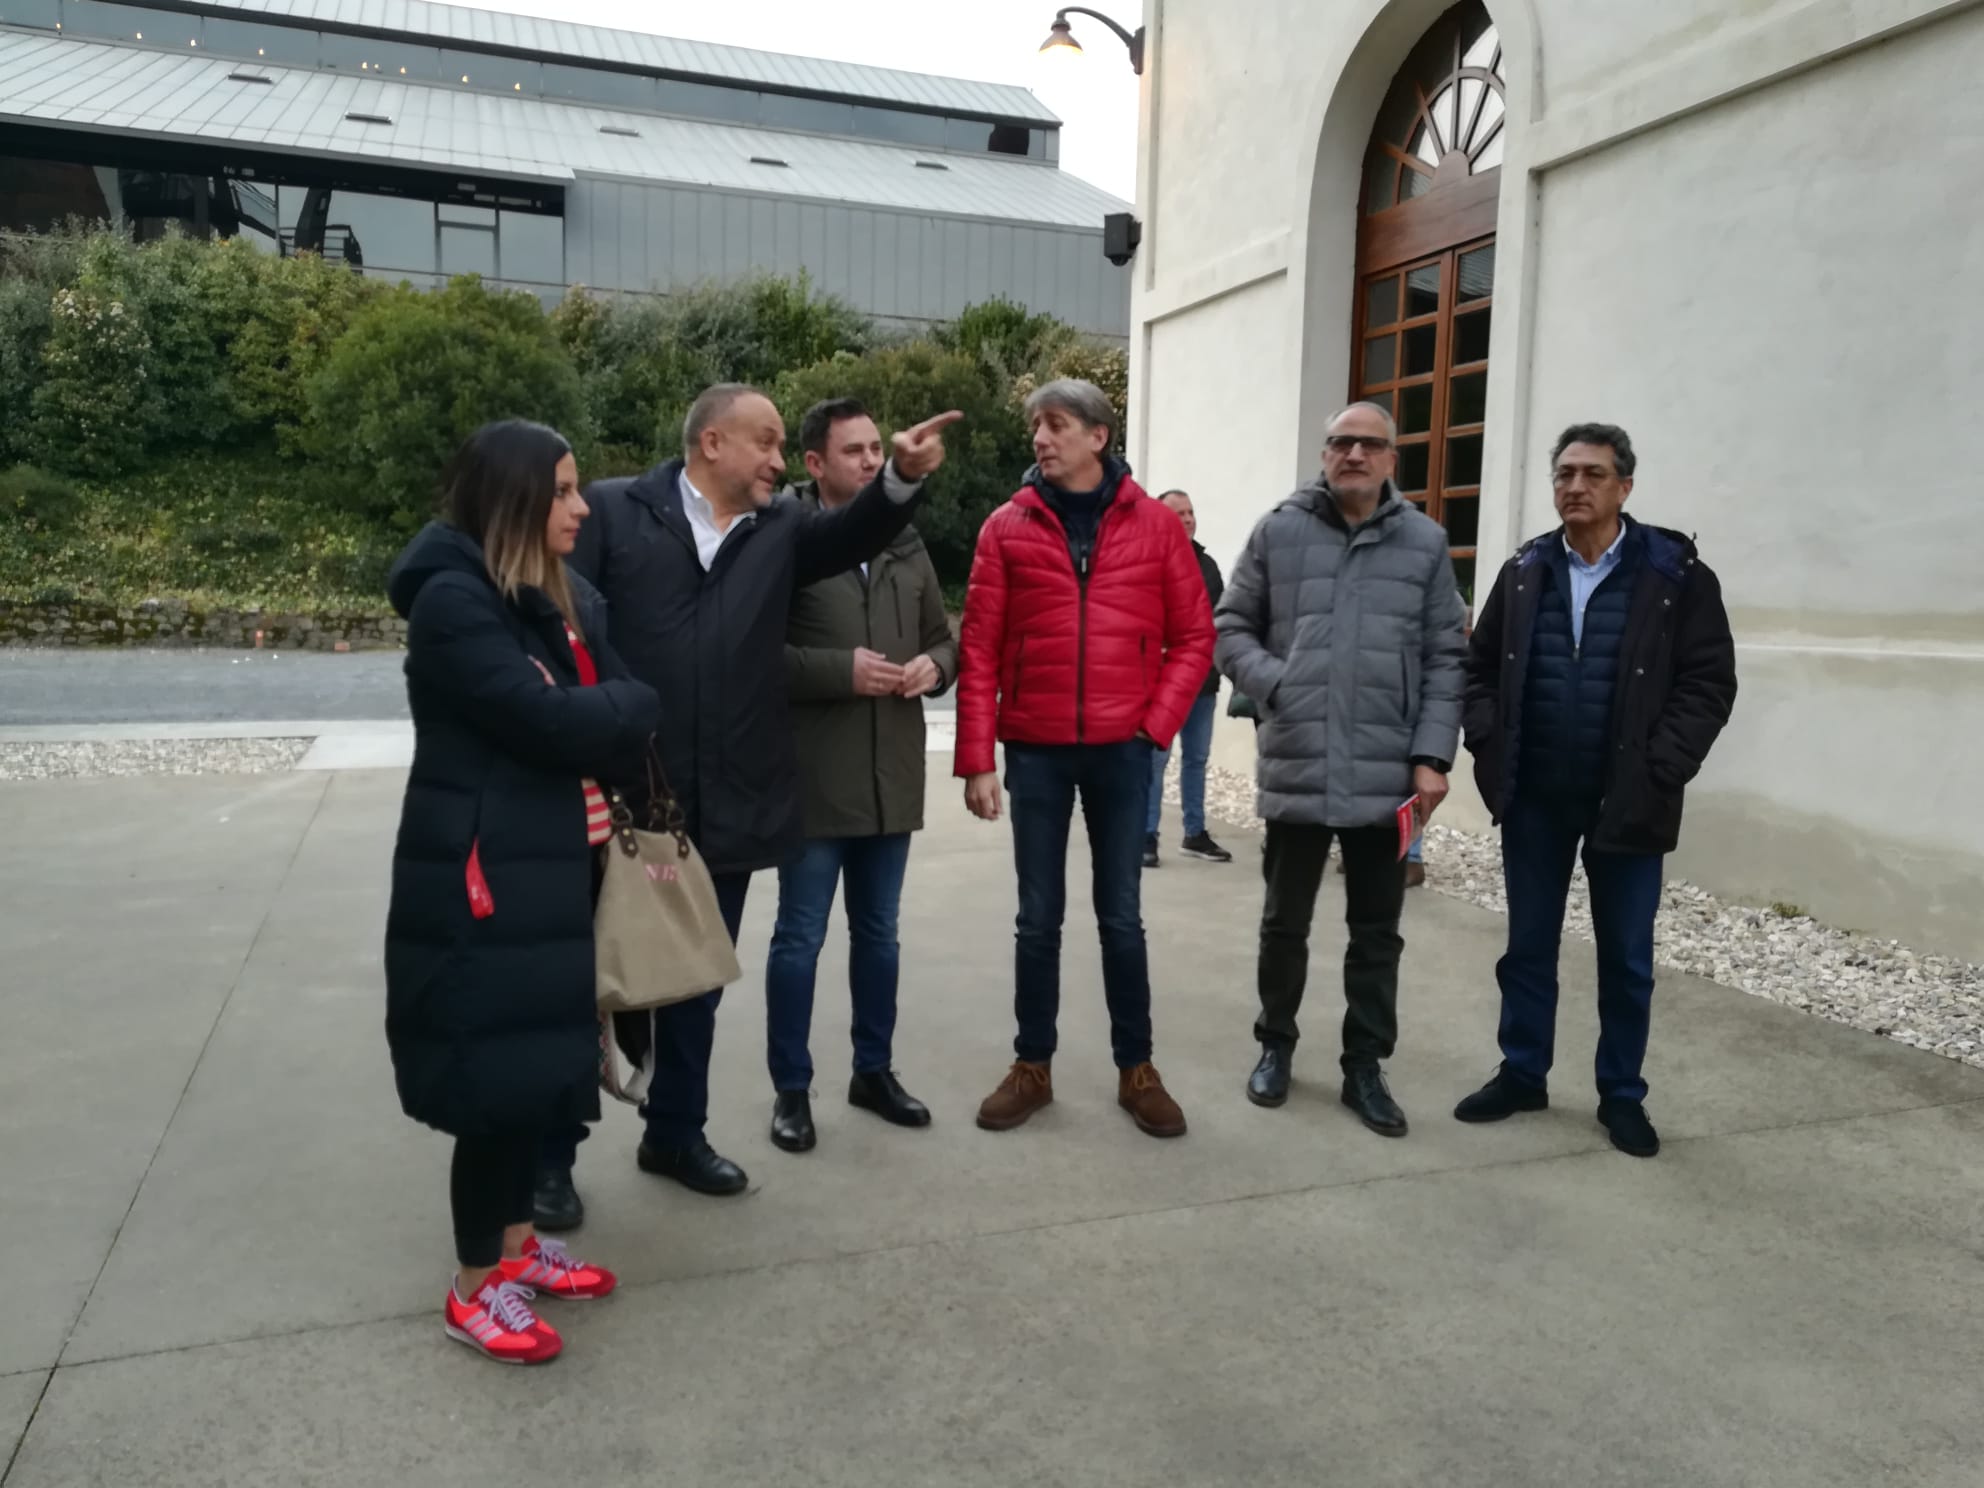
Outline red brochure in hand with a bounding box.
[1396,796,1419,861]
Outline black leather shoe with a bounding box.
[532,1165,584,1233]
[1341,1063,1408,1137]
[849,1070,932,1127]
[1247,1044,1292,1107]
[636,1140,749,1195]
[1598,1099,1660,1158]
[770,1091,816,1153]
[1453,1065,1550,1123]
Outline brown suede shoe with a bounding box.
[1405,861,1426,888]
[1118,1062,1187,1138]
[977,1061,1053,1131]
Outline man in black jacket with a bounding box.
[1143,489,1231,869]
[1453,422,1736,1158]
[535,384,958,1223]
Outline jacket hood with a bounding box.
[1515,513,1699,583]
[1286,473,1408,530]
[387,522,492,619]
[1017,452,1137,507]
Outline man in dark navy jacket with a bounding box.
[533,384,958,1226]
[1454,423,1736,1158]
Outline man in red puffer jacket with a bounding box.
[955,378,1216,1139]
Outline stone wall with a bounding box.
[0,599,405,651]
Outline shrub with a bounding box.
[212,242,382,451]
[303,275,588,529]
[0,464,82,532]
[0,279,55,465]
[934,297,1072,389]
[30,285,154,476]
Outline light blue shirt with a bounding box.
[1563,526,1627,647]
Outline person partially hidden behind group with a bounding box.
[384,420,660,1364]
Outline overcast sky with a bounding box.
[456,0,1141,200]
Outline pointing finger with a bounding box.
[907,410,965,440]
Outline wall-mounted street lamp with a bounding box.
[1038,7,1146,75]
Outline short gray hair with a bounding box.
[682,382,764,456]
[1324,401,1398,442]
[1024,378,1116,443]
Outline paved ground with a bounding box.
[0,649,957,727]
[3,766,1983,1487]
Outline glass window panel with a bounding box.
[1454,306,1491,364]
[656,78,759,124]
[1428,84,1455,152]
[1444,496,1479,547]
[1448,371,1487,427]
[987,124,1030,156]
[1445,435,1483,489]
[1458,244,1495,301]
[1400,382,1434,435]
[202,16,316,65]
[0,1,60,29]
[1358,388,1394,418]
[1373,78,1420,149]
[1400,163,1435,200]
[1397,441,1429,494]
[1457,78,1485,148]
[1363,148,1396,213]
[1410,120,1440,167]
[1361,335,1396,388]
[946,118,1011,153]
[498,210,562,288]
[1403,322,1437,376]
[1451,554,1477,605]
[328,191,434,276]
[1364,276,1398,330]
[1475,90,1505,143]
[1474,128,1505,171]
[440,222,496,279]
[319,34,439,79]
[1464,23,1500,71]
[761,92,853,135]
[850,104,944,146]
[63,2,184,42]
[437,49,536,93]
[544,63,653,109]
[439,203,495,225]
[1405,262,1440,318]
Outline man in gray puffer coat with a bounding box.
[1215,401,1467,1137]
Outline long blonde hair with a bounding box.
[441,419,585,641]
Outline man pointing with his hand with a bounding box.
[954,379,1215,1139]
[763,399,959,1155]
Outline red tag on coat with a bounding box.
[465,838,495,919]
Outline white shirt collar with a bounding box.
[1563,523,1627,569]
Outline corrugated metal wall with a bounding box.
[563,178,1130,340]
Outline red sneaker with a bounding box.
[499,1235,618,1300]
[444,1277,562,1365]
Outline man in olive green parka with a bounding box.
[765,398,959,1154]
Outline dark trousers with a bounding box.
[451,1132,537,1268]
[764,833,913,1090]
[1006,740,1154,1069]
[1255,821,1406,1069]
[543,868,751,1168]
[1496,791,1663,1102]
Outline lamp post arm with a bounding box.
[1057,6,1146,73]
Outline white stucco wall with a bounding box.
[1132,0,1984,957]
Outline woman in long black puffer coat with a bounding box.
[384,419,658,1366]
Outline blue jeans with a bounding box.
[1407,833,1423,864]
[1495,791,1663,1102]
[1006,740,1155,1069]
[764,833,913,1091]
[1145,693,1217,840]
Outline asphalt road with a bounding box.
[0,647,958,725]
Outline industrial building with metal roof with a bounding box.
[0,0,1132,336]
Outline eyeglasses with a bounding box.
[1552,466,1617,486]
[1324,435,1393,454]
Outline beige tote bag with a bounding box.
[594,749,742,1015]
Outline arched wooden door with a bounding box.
[1352,1,1505,601]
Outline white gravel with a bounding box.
[0,737,311,780]
[1164,758,1984,1072]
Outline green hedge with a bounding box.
[0,223,1127,609]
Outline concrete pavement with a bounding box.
[3,766,1982,1486]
